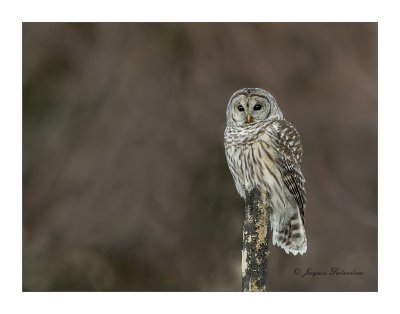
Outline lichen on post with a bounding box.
[242,187,271,292]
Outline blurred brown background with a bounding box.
[22,23,377,291]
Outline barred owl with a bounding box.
[224,88,307,255]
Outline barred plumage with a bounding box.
[224,88,307,255]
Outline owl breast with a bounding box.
[224,124,288,215]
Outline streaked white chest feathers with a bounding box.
[224,121,291,217]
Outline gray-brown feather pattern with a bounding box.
[272,120,307,223]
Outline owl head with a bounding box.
[226,88,283,126]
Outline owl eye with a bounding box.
[237,105,244,112]
[254,104,262,110]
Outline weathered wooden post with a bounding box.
[242,187,271,292]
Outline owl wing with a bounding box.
[271,119,306,222]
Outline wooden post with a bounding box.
[242,187,271,292]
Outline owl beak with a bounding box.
[246,113,252,124]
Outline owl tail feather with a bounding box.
[272,208,307,255]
